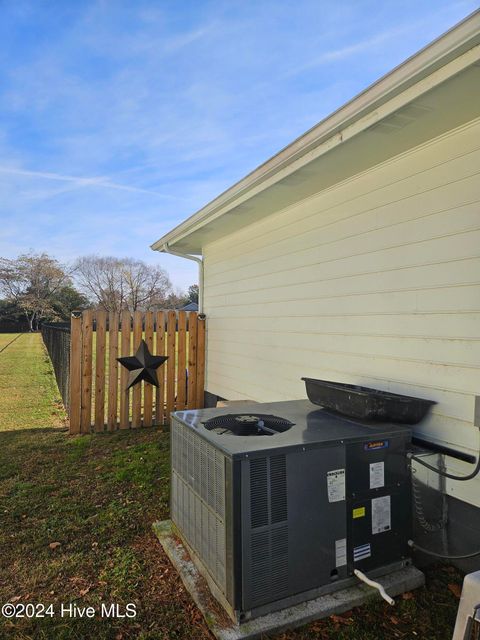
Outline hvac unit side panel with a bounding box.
[170,418,229,597]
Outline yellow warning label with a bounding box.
[353,507,366,519]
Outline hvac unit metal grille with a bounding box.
[251,525,289,602]
[250,458,269,528]
[203,414,294,436]
[249,455,289,603]
[270,455,287,523]
[171,421,226,591]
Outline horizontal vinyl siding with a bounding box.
[203,117,480,507]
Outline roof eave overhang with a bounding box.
[151,10,480,254]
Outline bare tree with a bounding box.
[122,258,172,311]
[0,253,71,330]
[74,256,124,313]
[74,256,173,313]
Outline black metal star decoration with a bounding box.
[117,339,168,390]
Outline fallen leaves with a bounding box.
[448,583,462,599]
[330,613,354,625]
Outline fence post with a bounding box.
[177,311,187,411]
[187,312,197,410]
[196,315,206,409]
[69,311,82,434]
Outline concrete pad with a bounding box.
[153,520,425,640]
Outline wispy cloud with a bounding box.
[0,166,179,197]
[283,1,477,78]
[0,0,477,288]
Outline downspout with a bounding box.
[160,243,204,315]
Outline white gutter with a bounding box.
[161,243,204,315]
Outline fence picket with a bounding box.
[166,310,176,418]
[80,310,93,433]
[69,313,82,434]
[119,311,131,429]
[155,311,166,426]
[107,313,119,431]
[177,311,187,411]
[132,311,143,428]
[94,310,106,432]
[143,311,154,427]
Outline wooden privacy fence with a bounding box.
[69,310,205,435]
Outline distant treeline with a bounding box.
[0,320,30,333]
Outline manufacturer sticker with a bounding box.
[335,538,347,567]
[369,461,385,489]
[372,495,391,534]
[364,440,389,451]
[353,506,366,519]
[327,469,345,503]
[353,543,371,562]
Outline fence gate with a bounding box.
[69,310,205,434]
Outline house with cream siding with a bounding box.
[152,11,480,561]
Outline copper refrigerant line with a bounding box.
[408,435,480,559]
[411,468,447,533]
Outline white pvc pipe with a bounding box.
[354,569,395,606]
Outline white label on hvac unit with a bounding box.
[353,543,371,562]
[369,461,385,489]
[372,495,391,535]
[335,538,347,567]
[327,469,345,503]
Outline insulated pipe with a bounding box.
[411,437,476,464]
[160,243,204,315]
[354,569,395,606]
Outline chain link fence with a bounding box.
[41,323,71,414]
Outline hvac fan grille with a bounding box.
[203,414,294,436]
[171,421,226,591]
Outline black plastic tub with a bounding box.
[302,377,436,424]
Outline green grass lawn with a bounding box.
[0,332,465,639]
[0,425,465,640]
[0,333,66,431]
[0,427,204,640]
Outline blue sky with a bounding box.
[0,0,477,290]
